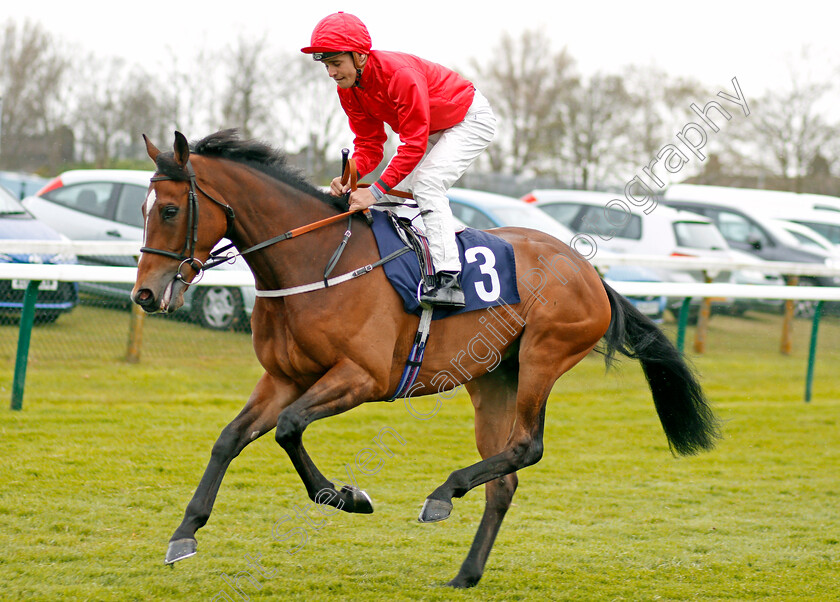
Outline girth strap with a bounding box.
[389,305,434,401]
[254,246,411,298]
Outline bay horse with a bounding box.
[133,130,719,588]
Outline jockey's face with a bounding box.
[321,53,366,89]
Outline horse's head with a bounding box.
[132,132,233,315]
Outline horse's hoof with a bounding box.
[447,574,481,588]
[340,485,374,514]
[418,498,453,523]
[165,538,197,564]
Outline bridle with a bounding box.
[140,160,236,284]
[139,158,385,288]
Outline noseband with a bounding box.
[140,160,236,282]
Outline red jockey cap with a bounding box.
[301,12,372,56]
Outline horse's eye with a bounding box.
[162,205,179,220]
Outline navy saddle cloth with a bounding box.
[369,209,520,319]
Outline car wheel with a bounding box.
[192,286,244,331]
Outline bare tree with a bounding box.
[273,53,353,182]
[71,57,123,167]
[754,84,837,191]
[71,56,166,167]
[0,19,69,170]
[469,29,577,176]
[117,70,167,162]
[622,66,706,163]
[560,72,633,189]
[216,34,276,139]
[727,55,839,193]
[154,46,220,141]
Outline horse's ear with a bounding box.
[143,134,161,162]
[173,131,190,168]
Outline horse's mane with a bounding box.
[154,129,346,212]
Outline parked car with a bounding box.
[726,249,786,316]
[665,183,840,216]
[0,171,48,200]
[445,188,666,321]
[660,192,840,279]
[766,209,840,250]
[521,188,743,318]
[22,170,255,330]
[447,187,576,242]
[661,189,840,317]
[0,185,78,323]
[769,218,840,257]
[602,264,668,323]
[664,185,840,249]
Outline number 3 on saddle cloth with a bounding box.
[368,209,521,400]
[369,209,521,319]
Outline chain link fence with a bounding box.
[1,292,255,400]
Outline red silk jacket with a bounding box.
[337,50,475,194]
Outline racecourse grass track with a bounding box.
[1,305,838,600]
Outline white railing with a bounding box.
[0,262,254,287]
[4,240,839,409]
[4,239,840,284]
[0,240,254,286]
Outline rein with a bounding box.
[140,158,406,295]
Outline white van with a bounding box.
[665,183,840,216]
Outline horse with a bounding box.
[132,130,720,588]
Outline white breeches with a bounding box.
[383,89,496,273]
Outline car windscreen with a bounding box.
[492,207,571,241]
[577,205,642,240]
[538,203,580,227]
[796,220,840,245]
[0,186,27,214]
[673,221,728,250]
[449,203,497,230]
[786,229,831,251]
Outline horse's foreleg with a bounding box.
[165,373,298,564]
[448,364,519,589]
[274,360,380,514]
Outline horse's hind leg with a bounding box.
[165,373,298,564]
[419,326,596,524]
[448,362,519,589]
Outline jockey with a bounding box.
[302,11,496,309]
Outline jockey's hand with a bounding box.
[329,177,346,196]
[348,188,376,212]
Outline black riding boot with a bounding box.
[420,271,466,309]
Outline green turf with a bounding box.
[1,308,838,600]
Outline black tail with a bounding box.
[600,280,720,455]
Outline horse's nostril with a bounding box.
[134,289,155,307]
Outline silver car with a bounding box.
[445,187,668,321]
[22,169,255,330]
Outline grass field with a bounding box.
[1,307,838,601]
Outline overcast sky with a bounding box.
[6,0,838,99]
